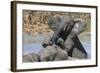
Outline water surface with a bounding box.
[23,32,91,58]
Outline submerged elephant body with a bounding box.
[39,45,68,61]
[23,45,68,62]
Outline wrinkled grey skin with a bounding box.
[39,44,68,61]
[48,15,75,44]
[23,45,68,62]
[55,18,87,58]
[48,15,87,58]
[57,18,86,50]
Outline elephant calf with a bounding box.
[23,53,40,62]
[39,44,68,61]
[23,44,68,62]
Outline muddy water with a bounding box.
[23,32,91,59]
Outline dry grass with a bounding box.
[23,10,91,35]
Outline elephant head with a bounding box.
[48,15,74,31]
[48,15,75,44]
[71,18,86,35]
[48,15,87,45]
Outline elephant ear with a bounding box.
[74,18,86,33]
[48,15,62,31]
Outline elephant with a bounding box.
[56,19,87,58]
[23,44,68,62]
[47,15,87,58]
[39,44,68,61]
[48,15,75,44]
[23,53,40,62]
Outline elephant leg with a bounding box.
[50,25,64,44]
[72,35,87,58]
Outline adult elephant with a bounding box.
[48,15,74,44]
[56,18,87,58]
[47,15,87,58]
